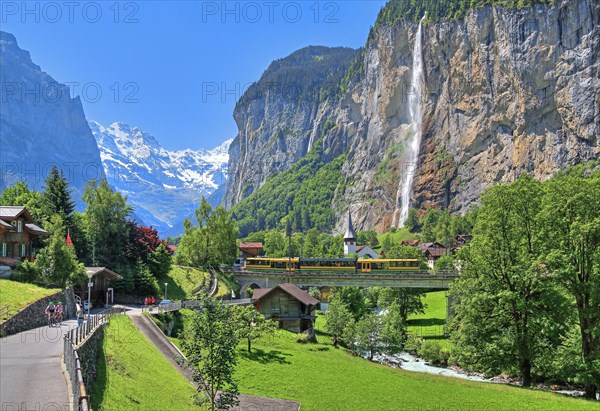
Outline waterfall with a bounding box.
[394,17,425,228]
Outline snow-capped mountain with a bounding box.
[90,120,231,237]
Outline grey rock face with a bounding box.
[0,31,105,206]
[222,46,359,208]
[224,0,599,233]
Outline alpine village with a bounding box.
[0,1,599,410]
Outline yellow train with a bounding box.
[244,257,420,273]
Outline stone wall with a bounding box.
[0,288,76,336]
[76,326,105,393]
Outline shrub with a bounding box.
[418,340,450,366]
[12,261,41,283]
[404,333,423,353]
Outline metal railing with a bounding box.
[63,307,125,411]
[141,301,183,314]
[0,304,9,320]
[158,301,182,313]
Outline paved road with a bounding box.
[0,319,78,411]
[127,310,300,411]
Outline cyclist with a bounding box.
[55,302,64,325]
[45,301,56,327]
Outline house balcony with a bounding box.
[3,233,24,242]
[264,309,316,321]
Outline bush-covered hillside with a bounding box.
[231,139,346,237]
[236,46,359,111]
[374,0,554,26]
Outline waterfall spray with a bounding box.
[394,16,425,228]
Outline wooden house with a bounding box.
[239,242,263,258]
[0,206,48,267]
[419,242,447,269]
[251,283,318,333]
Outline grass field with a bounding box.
[375,227,419,251]
[91,315,200,410]
[0,279,60,321]
[162,265,229,300]
[407,290,450,347]
[235,317,600,411]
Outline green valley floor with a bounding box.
[235,318,600,411]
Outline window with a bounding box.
[21,245,26,257]
[1,243,6,257]
[17,221,23,233]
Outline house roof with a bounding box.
[85,267,123,281]
[0,220,15,231]
[252,283,319,306]
[419,242,446,250]
[344,211,357,240]
[422,247,447,258]
[455,234,473,244]
[25,223,48,236]
[239,242,263,249]
[401,240,420,246]
[419,242,447,258]
[0,206,33,222]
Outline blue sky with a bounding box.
[3,1,386,151]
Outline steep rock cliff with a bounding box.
[223,46,359,208]
[0,31,105,206]
[226,0,599,233]
[338,0,599,232]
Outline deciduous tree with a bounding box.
[451,175,568,387]
[35,215,85,287]
[232,305,277,353]
[183,296,240,411]
[325,298,353,347]
[539,170,600,398]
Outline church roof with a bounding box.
[344,211,357,240]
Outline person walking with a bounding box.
[76,303,85,327]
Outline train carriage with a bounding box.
[245,257,299,271]
[244,257,421,273]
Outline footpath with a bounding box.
[0,319,78,411]
[125,306,300,411]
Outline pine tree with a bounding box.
[43,166,75,223]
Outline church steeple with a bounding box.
[344,210,357,256]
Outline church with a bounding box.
[343,211,379,259]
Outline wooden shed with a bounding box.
[80,267,123,308]
[251,283,318,333]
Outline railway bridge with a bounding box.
[232,269,459,297]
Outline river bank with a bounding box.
[372,351,599,401]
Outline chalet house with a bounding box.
[237,242,264,268]
[239,242,263,259]
[419,242,447,269]
[0,206,48,267]
[401,239,420,247]
[252,283,319,333]
[454,234,473,248]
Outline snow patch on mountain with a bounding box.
[90,120,231,236]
